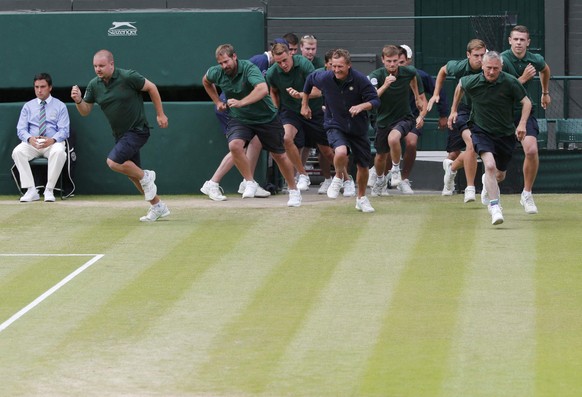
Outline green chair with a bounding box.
[556,119,582,149]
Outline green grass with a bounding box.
[1,193,581,396]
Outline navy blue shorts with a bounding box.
[327,128,372,168]
[514,113,539,138]
[280,108,330,148]
[374,116,416,154]
[108,127,150,167]
[470,124,517,172]
[226,116,285,154]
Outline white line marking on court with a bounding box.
[0,254,105,334]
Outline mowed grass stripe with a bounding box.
[441,203,537,397]
[356,201,478,396]
[20,206,325,395]
[534,195,582,397]
[262,201,432,396]
[0,205,204,394]
[0,256,86,322]
[190,205,373,395]
[55,209,262,344]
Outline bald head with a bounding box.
[93,49,115,81]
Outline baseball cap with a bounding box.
[272,38,289,46]
[400,44,413,59]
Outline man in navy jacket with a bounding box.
[301,49,380,212]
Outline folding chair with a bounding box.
[10,138,76,199]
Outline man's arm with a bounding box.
[516,96,532,141]
[226,82,269,109]
[50,103,70,145]
[350,77,380,117]
[270,85,281,109]
[540,64,551,109]
[447,81,465,130]
[142,78,168,128]
[427,65,447,112]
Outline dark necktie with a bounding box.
[39,100,47,136]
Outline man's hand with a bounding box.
[519,64,537,84]
[157,114,169,128]
[71,85,83,104]
[427,95,439,112]
[447,111,458,130]
[286,87,302,99]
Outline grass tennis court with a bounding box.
[1,191,581,396]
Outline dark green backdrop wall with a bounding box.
[0,103,267,195]
[0,9,265,90]
[1,9,268,196]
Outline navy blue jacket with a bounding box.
[304,68,380,135]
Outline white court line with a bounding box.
[0,254,105,333]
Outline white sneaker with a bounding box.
[318,178,332,194]
[242,180,258,198]
[463,186,476,203]
[140,202,170,222]
[20,188,40,202]
[442,187,454,196]
[397,179,414,194]
[343,177,356,197]
[200,180,227,201]
[355,196,375,213]
[140,170,157,201]
[520,192,538,214]
[488,204,504,225]
[371,177,387,197]
[255,185,271,198]
[481,174,490,205]
[443,159,456,193]
[327,176,343,199]
[287,189,302,207]
[390,168,402,187]
[43,189,56,202]
[238,180,246,194]
[297,174,311,191]
[367,166,377,187]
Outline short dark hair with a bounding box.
[283,32,299,46]
[34,72,52,86]
[510,25,530,38]
[324,49,336,63]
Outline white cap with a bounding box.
[400,44,413,59]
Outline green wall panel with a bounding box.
[0,9,264,89]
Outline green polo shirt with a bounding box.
[311,56,326,70]
[367,65,424,128]
[266,55,323,113]
[84,68,149,139]
[445,58,482,109]
[206,59,277,125]
[501,49,546,112]
[460,71,528,137]
[501,49,546,91]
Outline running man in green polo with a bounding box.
[71,49,170,222]
[368,44,426,196]
[266,42,334,193]
[501,25,552,215]
[448,51,532,226]
[429,39,487,201]
[203,44,302,207]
